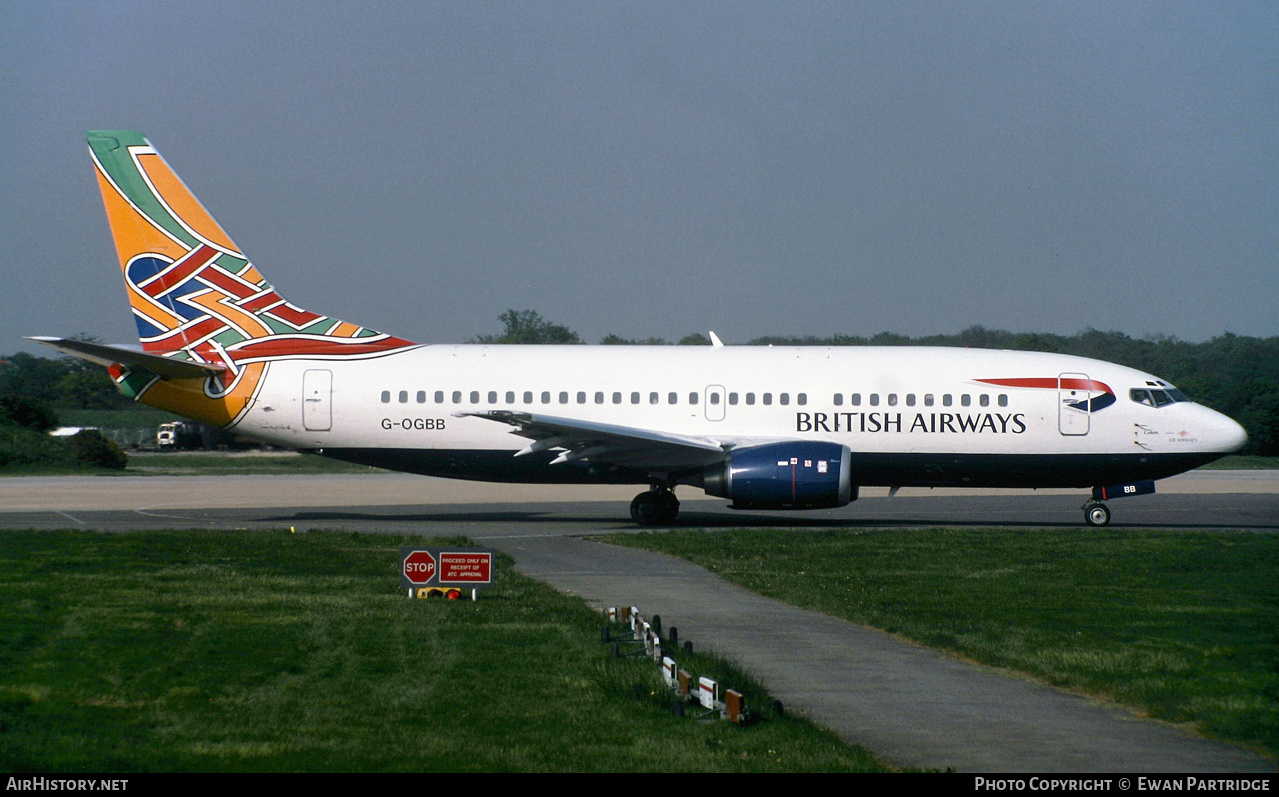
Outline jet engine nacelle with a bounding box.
[703,442,855,509]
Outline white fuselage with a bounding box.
[230,344,1246,492]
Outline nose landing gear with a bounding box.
[1083,501,1111,527]
[1083,479,1156,527]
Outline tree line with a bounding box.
[3,316,1276,455]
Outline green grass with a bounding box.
[0,425,77,472]
[0,530,886,773]
[0,450,378,477]
[1201,455,1279,470]
[124,452,379,475]
[603,527,1279,757]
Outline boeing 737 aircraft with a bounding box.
[32,131,1248,526]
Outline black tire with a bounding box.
[630,492,662,525]
[658,490,680,523]
[1084,502,1111,527]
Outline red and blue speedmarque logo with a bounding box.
[976,377,1117,413]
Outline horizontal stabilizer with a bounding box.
[26,336,226,380]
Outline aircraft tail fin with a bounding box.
[87,131,416,368]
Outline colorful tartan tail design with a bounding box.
[87,130,415,369]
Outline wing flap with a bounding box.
[459,410,730,472]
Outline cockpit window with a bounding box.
[1129,388,1189,407]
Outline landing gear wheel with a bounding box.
[630,489,680,525]
[658,490,680,522]
[630,492,658,524]
[1084,501,1111,527]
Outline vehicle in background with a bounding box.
[156,420,202,451]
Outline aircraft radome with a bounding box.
[31,131,1248,526]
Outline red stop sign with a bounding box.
[403,550,437,584]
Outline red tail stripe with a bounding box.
[240,290,285,313]
[144,316,226,351]
[199,266,260,300]
[230,336,416,359]
[139,245,219,297]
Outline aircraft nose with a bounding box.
[1209,411,1248,453]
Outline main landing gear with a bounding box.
[630,486,680,525]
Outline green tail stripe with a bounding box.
[87,130,202,250]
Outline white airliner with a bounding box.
[33,132,1248,526]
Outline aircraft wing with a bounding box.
[26,336,226,380]
[457,410,731,472]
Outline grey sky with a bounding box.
[2,1,1276,351]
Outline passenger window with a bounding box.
[779,393,789,406]
[595,392,605,404]
[763,393,773,405]
[452,390,462,404]
[851,393,861,406]
[979,394,989,407]
[612,392,621,404]
[523,391,533,404]
[380,390,390,403]
[631,392,640,404]
[710,392,720,405]
[541,391,551,404]
[887,394,897,406]
[416,391,426,404]
[650,392,659,405]
[797,393,807,405]
[998,394,1008,407]
[487,391,497,404]
[906,394,915,407]
[943,394,953,407]
[961,394,971,407]
[728,392,738,405]
[470,391,480,404]
[577,391,586,404]
[669,392,678,404]
[924,394,934,407]
[833,393,843,406]
[398,391,408,403]
[505,391,515,404]
[746,393,756,405]
[435,390,445,404]
[870,394,880,406]
[689,392,698,405]
[559,392,569,404]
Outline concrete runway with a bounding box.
[1,470,1276,772]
